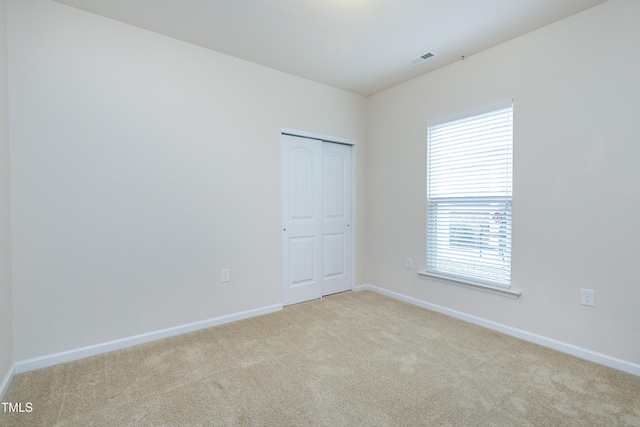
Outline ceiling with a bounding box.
[52,0,609,96]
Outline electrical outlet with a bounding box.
[580,288,594,306]
[221,269,230,283]
[406,258,413,270]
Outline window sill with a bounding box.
[417,271,521,299]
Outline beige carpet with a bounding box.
[2,290,639,426]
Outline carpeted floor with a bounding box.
[2,290,639,426]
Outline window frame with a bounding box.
[425,100,514,291]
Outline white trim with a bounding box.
[350,143,357,294]
[14,304,282,374]
[353,284,640,376]
[0,364,15,401]
[417,271,521,298]
[280,127,357,146]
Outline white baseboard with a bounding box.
[354,284,640,377]
[1,363,15,401]
[14,303,282,375]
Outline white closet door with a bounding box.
[321,142,351,296]
[281,134,353,306]
[281,135,323,306]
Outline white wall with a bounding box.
[0,0,13,385]
[6,0,638,369]
[7,0,366,361]
[366,0,640,364]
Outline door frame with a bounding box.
[280,127,357,303]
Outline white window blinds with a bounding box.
[427,100,513,288]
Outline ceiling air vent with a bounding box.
[409,52,434,65]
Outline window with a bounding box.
[426,100,513,289]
